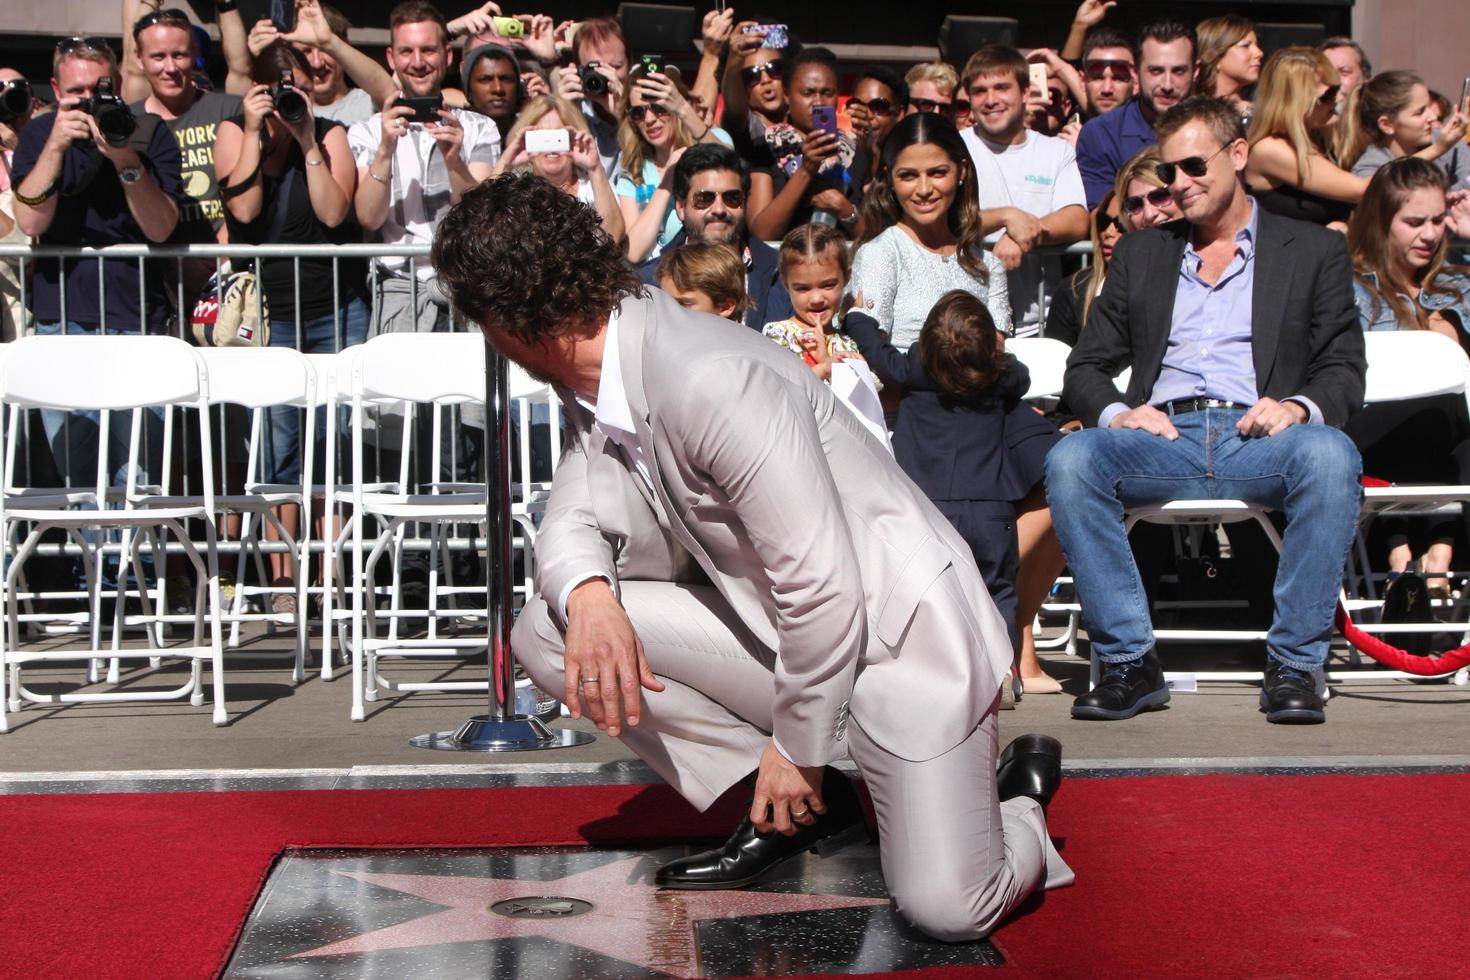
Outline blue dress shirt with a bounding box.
[1076,99,1157,209]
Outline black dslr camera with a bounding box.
[0,77,32,124]
[579,61,608,98]
[73,76,135,148]
[272,71,309,124]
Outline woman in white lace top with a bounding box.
[846,113,1011,349]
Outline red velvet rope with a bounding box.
[1334,602,1470,675]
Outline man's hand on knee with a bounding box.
[1108,404,1179,440]
[1237,397,1307,438]
[751,741,827,836]
[563,579,665,736]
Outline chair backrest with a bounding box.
[1007,337,1071,400]
[1,335,205,410]
[1362,330,1470,404]
[351,333,487,405]
[196,347,315,410]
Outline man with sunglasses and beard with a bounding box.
[636,142,792,329]
[1048,96,1365,728]
[1076,19,1197,208]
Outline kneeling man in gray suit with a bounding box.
[431,172,1074,941]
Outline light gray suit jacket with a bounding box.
[535,289,1013,767]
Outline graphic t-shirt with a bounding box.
[961,127,1086,337]
[132,89,243,243]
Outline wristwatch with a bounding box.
[118,165,143,185]
[215,0,238,12]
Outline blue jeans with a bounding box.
[264,298,369,483]
[1044,408,1363,670]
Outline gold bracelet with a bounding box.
[305,156,325,167]
[368,169,390,184]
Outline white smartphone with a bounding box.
[1028,63,1049,99]
[525,128,570,154]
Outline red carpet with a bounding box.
[0,773,1465,979]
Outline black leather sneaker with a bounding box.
[1071,649,1170,720]
[1260,660,1326,724]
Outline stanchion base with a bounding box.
[410,714,596,752]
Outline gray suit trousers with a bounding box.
[512,577,1073,942]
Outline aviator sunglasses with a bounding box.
[1121,187,1173,214]
[1153,143,1231,184]
[628,103,671,124]
[740,61,785,85]
[690,189,746,209]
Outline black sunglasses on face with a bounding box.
[848,96,897,116]
[690,189,746,209]
[1099,212,1129,234]
[1082,59,1135,81]
[628,103,670,124]
[909,97,953,115]
[1317,84,1341,106]
[133,8,191,32]
[741,61,785,85]
[1153,143,1231,185]
[1121,186,1173,214]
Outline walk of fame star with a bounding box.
[288,853,891,977]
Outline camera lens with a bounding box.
[579,64,607,98]
[0,79,31,122]
[275,87,308,124]
[95,102,137,147]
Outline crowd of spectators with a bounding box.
[2,0,1470,709]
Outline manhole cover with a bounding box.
[490,896,594,919]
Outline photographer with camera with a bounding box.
[11,38,182,484]
[213,41,365,607]
[349,0,499,338]
[247,0,398,127]
[1,67,40,341]
[550,16,629,181]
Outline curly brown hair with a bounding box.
[919,290,1002,402]
[431,172,646,344]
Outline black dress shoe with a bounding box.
[654,767,871,890]
[1260,660,1326,724]
[996,733,1062,809]
[1071,650,1170,720]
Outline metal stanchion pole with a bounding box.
[411,343,594,751]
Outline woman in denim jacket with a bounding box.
[1347,157,1470,597]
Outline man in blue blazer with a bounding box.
[1049,96,1366,725]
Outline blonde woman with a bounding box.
[494,95,625,244]
[1245,47,1366,229]
[1045,147,1179,347]
[1196,15,1263,121]
[615,65,730,263]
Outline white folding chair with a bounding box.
[0,335,226,731]
[153,348,316,680]
[1007,337,1083,657]
[1341,331,1470,680]
[345,333,491,721]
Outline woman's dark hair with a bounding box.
[855,112,988,280]
[432,172,646,344]
[250,41,311,86]
[919,290,1003,402]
